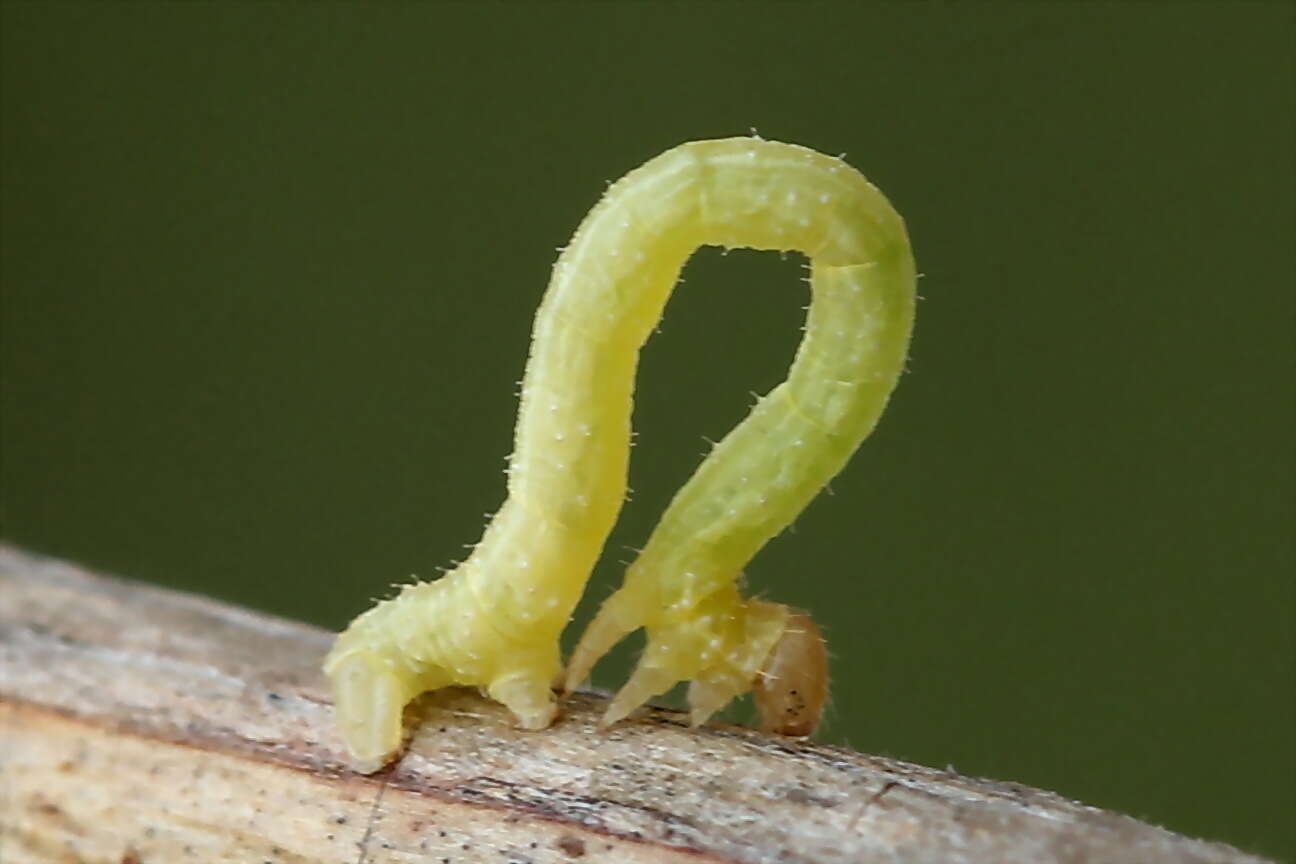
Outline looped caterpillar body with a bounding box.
[325,137,915,772]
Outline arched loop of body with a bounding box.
[325,137,916,773]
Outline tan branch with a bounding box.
[0,544,1268,863]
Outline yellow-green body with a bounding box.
[325,137,915,772]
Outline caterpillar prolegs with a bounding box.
[325,137,915,772]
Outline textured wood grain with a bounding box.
[0,544,1270,863]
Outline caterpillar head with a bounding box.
[753,608,829,737]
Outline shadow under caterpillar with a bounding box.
[325,137,915,772]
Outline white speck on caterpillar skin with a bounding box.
[324,137,915,772]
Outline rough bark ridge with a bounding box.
[0,545,1269,863]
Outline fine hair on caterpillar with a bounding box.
[325,137,916,773]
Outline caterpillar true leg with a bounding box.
[326,137,914,771]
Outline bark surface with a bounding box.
[0,544,1269,863]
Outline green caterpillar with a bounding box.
[325,137,916,772]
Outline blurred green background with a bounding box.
[2,2,1291,858]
